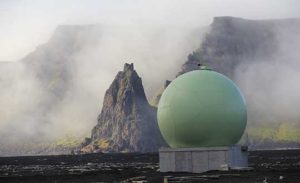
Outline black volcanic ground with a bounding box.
[0,150,299,182]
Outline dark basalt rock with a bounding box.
[176,16,300,79]
[176,51,202,77]
[84,63,165,153]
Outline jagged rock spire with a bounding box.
[82,63,165,153]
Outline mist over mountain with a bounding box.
[1,15,300,155]
[0,23,201,155]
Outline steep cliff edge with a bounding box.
[82,63,165,153]
[174,16,300,79]
[199,16,300,78]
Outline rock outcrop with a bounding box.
[84,63,165,153]
[198,17,300,78]
[176,50,202,77]
[199,16,277,78]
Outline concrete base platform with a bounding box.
[159,146,248,173]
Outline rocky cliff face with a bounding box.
[175,17,300,79]
[198,17,275,77]
[83,63,164,153]
[199,17,300,78]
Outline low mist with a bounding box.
[0,0,300,154]
[235,23,300,126]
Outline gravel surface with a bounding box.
[0,150,299,182]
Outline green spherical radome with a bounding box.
[157,70,247,148]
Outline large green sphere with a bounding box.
[157,69,247,148]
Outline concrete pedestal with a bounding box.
[159,146,248,173]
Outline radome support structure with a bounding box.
[157,67,248,173]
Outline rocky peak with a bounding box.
[123,63,134,71]
[103,63,148,115]
[84,63,165,153]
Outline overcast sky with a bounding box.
[0,0,299,61]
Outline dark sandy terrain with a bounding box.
[0,150,299,183]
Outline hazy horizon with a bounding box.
[1,0,300,61]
